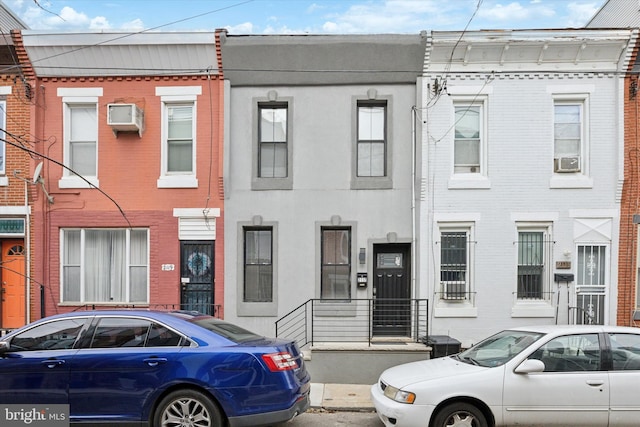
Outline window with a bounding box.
[321,227,351,300]
[89,318,185,348]
[259,104,288,178]
[65,103,97,177]
[62,228,148,304]
[554,101,583,173]
[156,86,201,188]
[530,334,601,372]
[609,333,640,371]
[517,230,552,300]
[357,101,386,177]
[10,318,86,351]
[0,100,5,176]
[440,231,469,300]
[454,104,481,174]
[166,103,194,173]
[243,227,273,302]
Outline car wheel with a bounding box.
[153,389,224,427]
[433,402,488,427]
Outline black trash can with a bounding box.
[422,335,461,358]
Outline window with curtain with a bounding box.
[554,102,582,172]
[166,103,194,173]
[259,103,288,178]
[357,101,386,177]
[517,231,546,300]
[243,227,273,302]
[454,104,481,174]
[62,228,148,303]
[321,227,351,300]
[66,103,97,177]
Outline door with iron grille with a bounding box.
[373,243,411,337]
[180,241,214,315]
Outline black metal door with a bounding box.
[180,241,214,315]
[373,243,411,337]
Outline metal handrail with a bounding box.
[275,298,429,348]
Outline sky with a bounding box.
[5,0,607,34]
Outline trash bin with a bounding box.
[422,335,461,358]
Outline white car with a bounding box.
[371,325,640,427]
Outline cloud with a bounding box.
[477,2,555,23]
[566,1,601,26]
[226,22,254,34]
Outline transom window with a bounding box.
[243,227,273,302]
[259,103,288,178]
[321,227,351,300]
[62,228,148,304]
[357,101,386,177]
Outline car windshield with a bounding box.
[455,330,544,367]
[191,318,264,343]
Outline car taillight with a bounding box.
[262,352,298,371]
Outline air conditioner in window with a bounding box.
[442,282,466,300]
[555,156,580,173]
[107,103,144,137]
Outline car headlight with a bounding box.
[383,384,416,404]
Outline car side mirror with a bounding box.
[0,341,9,354]
[514,358,545,374]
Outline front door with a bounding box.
[1,240,26,329]
[372,244,411,337]
[179,241,215,315]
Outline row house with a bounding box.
[220,32,427,342]
[0,5,29,330]
[587,0,640,329]
[420,29,636,346]
[18,31,225,320]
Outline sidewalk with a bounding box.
[310,383,375,411]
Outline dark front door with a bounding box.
[372,243,411,337]
[180,241,215,315]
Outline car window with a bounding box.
[191,317,263,343]
[90,317,151,348]
[9,318,86,351]
[530,333,601,372]
[609,333,640,371]
[146,323,185,347]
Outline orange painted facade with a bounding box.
[18,34,225,320]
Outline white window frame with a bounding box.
[156,86,201,188]
[437,224,474,303]
[447,90,490,190]
[60,228,149,304]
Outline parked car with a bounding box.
[371,325,640,427]
[0,310,310,426]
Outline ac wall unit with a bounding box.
[442,282,466,300]
[107,103,144,137]
[555,156,580,173]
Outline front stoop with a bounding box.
[303,341,431,385]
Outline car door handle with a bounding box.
[41,359,65,369]
[143,357,168,367]
[586,380,604,387]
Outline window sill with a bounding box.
[252,177,293,191]
[0,176,7,186]
[351,176,393,190]
[59,176,99,189]
[549,174,593,189]
[157,175,198,188]
[511,301,555,318]
[448,175,491,190]
[433,303,477,318]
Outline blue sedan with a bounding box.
[0,310,310,427]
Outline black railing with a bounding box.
[275,298,428,348]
